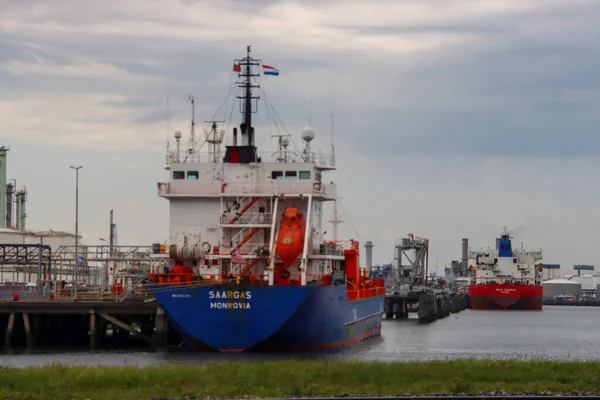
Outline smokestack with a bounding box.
[109,209,115,255]
[0,146,8,226]
[15,187,26,230]
[462,238,468,265]
[364,241,374,272]
[5,182,14,229]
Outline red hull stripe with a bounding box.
[191,325,383,353]
[249,325,382,353]
[183,326,383,353]
[470,296,542,311]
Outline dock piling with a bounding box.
[154,306,168,349]
[5,312,14,350]
[89,309,96,351]
[418,292,437,323]
[22,313,33,350]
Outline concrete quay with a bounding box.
[385,290,467,323]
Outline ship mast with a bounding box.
[329,201,343,242]
[224,46,261,164]
[237,46,260,148]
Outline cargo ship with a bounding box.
[467,227,543,310]
[147,46,385,352]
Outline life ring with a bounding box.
[158,182,167,192]
[537,265,543,272]
[313,182,322,191]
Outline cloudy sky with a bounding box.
[2,0,600,274]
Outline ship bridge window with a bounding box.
[187,171,199,180]
[299,171,311,180]
[173,171,185,180]
[271,171,283,180]
[285,171,297,180]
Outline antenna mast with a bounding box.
[165,98,171,168]
[330,97,336,166]
[224,46,262,164]
[309,93,313,126]
[237,46,260,145]
[185,95,198,162]
[329,200,343,242]
[204,120,226,163]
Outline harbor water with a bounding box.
[1,305,597,367]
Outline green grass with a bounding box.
[0,359,598,399]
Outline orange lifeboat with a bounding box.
[275,208,306,267]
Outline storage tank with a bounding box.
[571,274,600,291]
[543,278,581,299]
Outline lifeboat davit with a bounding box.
[276,208,306,267]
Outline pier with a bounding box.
[543,298,600,307]
[0,240,182,352]
[385,290,467,323]
[383,234,467,323]
[0,297,180,352]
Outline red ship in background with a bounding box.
[467,227,544,310]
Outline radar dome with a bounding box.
[174,130,182,139]
[282,137,290,147]
[301,126,315,142]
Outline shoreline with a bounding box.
[0,359,599,399]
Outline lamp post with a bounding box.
[70,165,82,296]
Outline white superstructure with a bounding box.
[468,226,543,285]
[156,47,349,286]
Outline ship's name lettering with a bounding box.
[208,290,252,310]
[209,290,252,300]
[495,288,516,294]
[210,302,251,310]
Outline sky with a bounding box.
[2,0,600,275]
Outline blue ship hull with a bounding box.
[149,284,385,352]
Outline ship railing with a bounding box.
[347,286,386,301]
[202,244,269,257]
[220,212,273,225]
[157,181,337,198]
[165,149,335,168]
[144,273,386,298]
[331,240,361,251]
[233,243,270,258]
[146,273,348,288]
[258,151,335,168]
[0,282,155,303]
[313,243,345,256]
[469,277,542,286]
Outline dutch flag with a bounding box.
[262,64,279,76]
